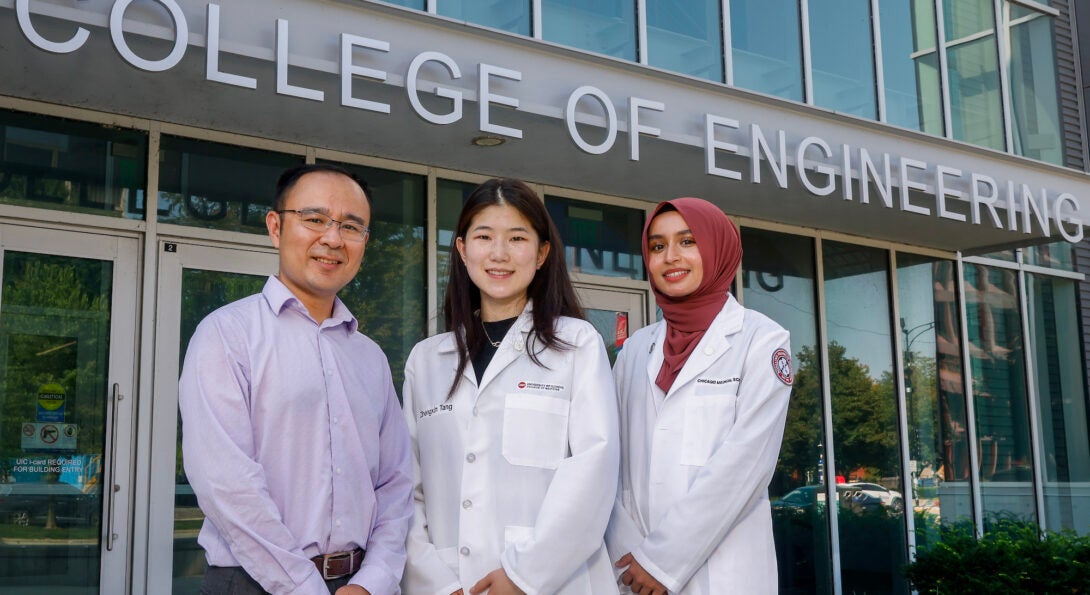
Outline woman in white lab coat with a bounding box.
[402,178,619,595]
[607,198,792,595]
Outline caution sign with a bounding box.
[21,422,77,451]
[36,383,66,423]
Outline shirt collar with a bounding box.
[261,275,359,333]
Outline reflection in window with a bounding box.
[822,241,908,594]
[436,179,477,332]
[730,0,803,101]
[646,0,723,81]
[437,0,530,35]
[1024,242,1074,270]
[0,110,146,219]
[741,229,830,593]
[542,0,636,60]
[320,161,426,393]
[545,196,644,281]
[944,0,1005,151]
[1008,6,1061,165]
[1026,275,1090,534]
[880,0,943,133]
[381,0,424,8]
[0,252,113,590]
[809,0,876,119]
[896,254,973,548]
[964,263,1036,525]
[158,136,303,234]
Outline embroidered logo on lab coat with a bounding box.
[516,381,564,392]
[772,348,793,385]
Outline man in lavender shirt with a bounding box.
[180,164,413,595]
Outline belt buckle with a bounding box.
[321,551,352,580]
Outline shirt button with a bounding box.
[335,519,342,526]
[332,416,339,424]
[325,369,334,376]
[466,453,476,463]
[462,499,472,509]
[514,343,523,352]
[335,468,342,475]
[460,546,470,556]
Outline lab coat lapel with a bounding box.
[477,304,534,395]
[438,332,478,392]
[663,296,745,399]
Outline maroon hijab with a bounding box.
[643,198,742,393]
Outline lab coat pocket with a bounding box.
[680,394,737,466]
[504,524,535,547]
[435,546,459,575]
[502,394,570,469]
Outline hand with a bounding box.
[334,586,370,595]
[616,553,668,595]
[470,568,525,595]
[451,591,465,595]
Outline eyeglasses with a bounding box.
[277,209,370,242]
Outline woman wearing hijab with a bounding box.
[606,198,792,595]
[402,179,619,595]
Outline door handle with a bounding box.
[105,383,122,551]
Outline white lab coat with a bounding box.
[606,295,791,595]
[402,303,620,595]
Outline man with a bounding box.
[180,164,413,595]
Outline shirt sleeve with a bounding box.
[605,342,645,563]
[500,327,621,595]
[179,315,329,595]
[632,326,792,593]
[349,352,415,595]
[400,346,463,595]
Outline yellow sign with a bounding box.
[38,383,66,410]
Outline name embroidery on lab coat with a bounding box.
[418,403,453,418]
[696,377,741,385]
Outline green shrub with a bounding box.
[904,518,1090,594]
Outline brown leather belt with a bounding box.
[312,547,364,580]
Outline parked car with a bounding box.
[839,482,904,512]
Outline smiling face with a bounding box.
[646,209,704,299]
[266,171,370,321]
[456,204,550,321]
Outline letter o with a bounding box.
[111,0,188,73]
[565,86,617,155]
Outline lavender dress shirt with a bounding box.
[180,276,413,594]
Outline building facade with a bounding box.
[0,1,1087,593]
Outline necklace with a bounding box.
[481,319,502,348]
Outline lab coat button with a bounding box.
[515,343,523,352]
[462,499,472,509]
[472,407,479,416]
[703,346,714,355]
[460,546,470,556]
[466,453,476,463]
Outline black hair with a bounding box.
[444,178,583,396]
[274,163,372,211]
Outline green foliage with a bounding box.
[905,518,1090,594]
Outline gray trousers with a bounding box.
[200,565,351,594]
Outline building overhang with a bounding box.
[2,0,1088,253]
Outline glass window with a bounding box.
[319,162,426,392]
[542,0,636,60]
[963,263,1036,526]
[880,0,944,133]
[730,0,804,101]
[822,241,908,594]
[1008,6,1062,165]
[809,0,877,119]
[1026,274,1090,535]
[437,0,530,36]
[1024,242,1074,270]
[381,0,425,8]
[741,229,830,593]
[158,136,303,234]
[0,252,113,591]
[0,110,146,219]
[646,0,723,82]
[435,179,478,332]
[896,253,973,548]
[544,196,644,280]
[945,0,1005,151]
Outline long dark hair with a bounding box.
[444,178,583,396]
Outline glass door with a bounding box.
[574,284,647,365]
[143,242,276,594]
[0,225,138,594]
